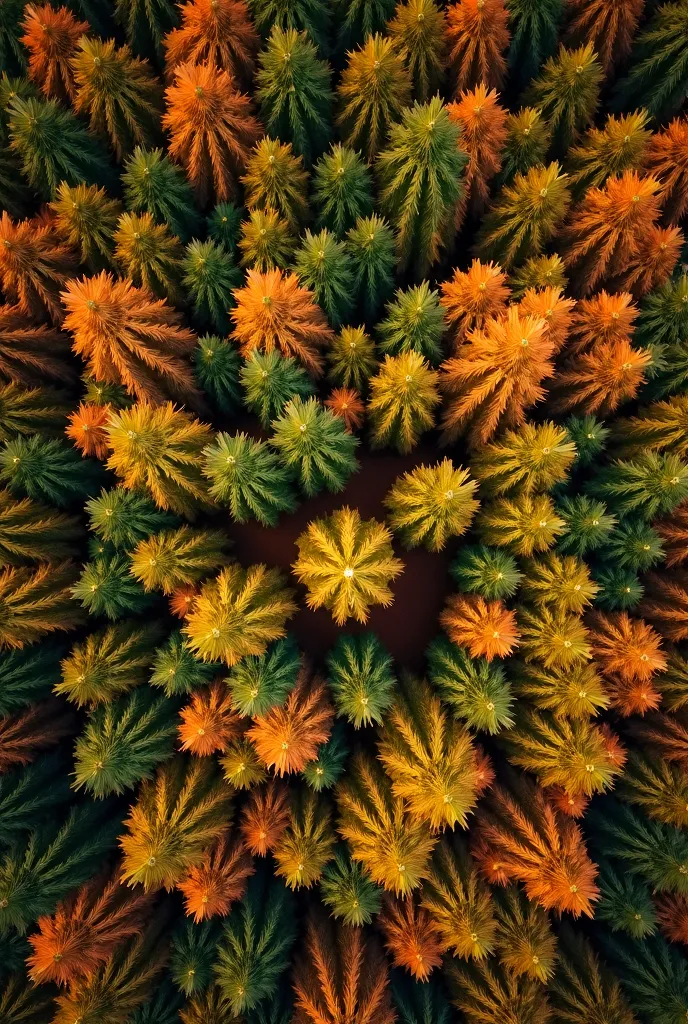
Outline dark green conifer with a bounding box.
[592,567,643,612]
[71,553,153,619]
[207,202,243,254]
[250,0,330,55]
[294,229,354,328]
[149,631,220,697]
[226,635,301,716]
[505,0,563,89]
[613,1,688,119]
[556,495,616,556]
[256,27,332,165]
[319,845,382,926]
[86,488,179,551]
[0,803,120,933]
[193,336,242,415]
[0,754,71,845]
[122,146,201,243]
[313,145,373,237]
[73,686,178,797]
[596,858,657,938]
[426,635,514,734]
[171,919,220,996]
[0,644,64,715]
[450,544,522,600]
[302,724,348,791]
[345,214,396,322]
[0,436,102,507]
[326,632,395,727]
[8,95,114,199]
[183,239,241,334]
[240,350,315,428]
[377,282,446,364]
[202,432,298,526]
[114,0,178,56]
[270,397,359,496]
[214,870,297,1014]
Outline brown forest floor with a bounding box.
[225,432,460,672]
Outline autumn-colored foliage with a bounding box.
[20,3,87,103]
[446,0,510,93]
[163,61,262,207]
[231,267,332,376]
[439,306,555,446]
[62,272,200,407]
[248,666,333,776]
[163,0,259,86]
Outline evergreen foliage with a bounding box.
[2,2,688,1011]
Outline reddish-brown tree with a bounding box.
[565,0,644,74]
[231,267,332,376]
[248,668,334,776]
[0,213,77,325]
[445,0,510,93]
[378,894,444,981]
[550,339,651,416]
[0,699,73,772]
[163,61,262,207]
[641,572,688,643]
[0,303,74,385]
[178,832,254,921]
[20,2,88,103]
[162,0,259,87]
[440,259,511,347]
[441,593,519,661]
[518,285,575,355]
[27,876,152,985]
[448,85,508,221]
[439,306,555,446]
[61,272,200,407]
[560,171,667,295]
[65,401,111,459]
[178,681,244,756]
[292,913,395,1024]
[568,290,638,354]
[644,118,688,225]
[656,504,688,567]
[239,781,290,856]
[473,776,599,917]
[324,388,364,432]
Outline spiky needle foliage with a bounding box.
[293,506,403,625]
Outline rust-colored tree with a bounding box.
[378,894,444,981]
[445,0,510,93]
[439,306,555,447]
[26,875,152,986]
[20,3,88,103]
[292,913,395,1024]
[231,267,332,376]
[0,212,77,325]
[163,61,262,207]
[163,0,259,87]
[448,85,508,221]
[644,118,688,225]
[561,171,672,295]
[0,303,74,385]
[440,259,510,348]
[61,271,200,407]
[178,832,254,921]
[248,666,334,776]
[473,774,599,917]
[565,0,644,74]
